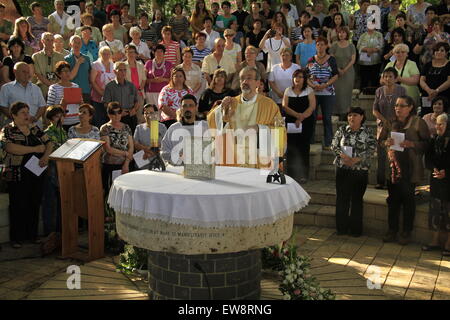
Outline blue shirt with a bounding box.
[65,52,92,94]
[0,81,46,116]
[81,40,99,62]
[295,41,317,68]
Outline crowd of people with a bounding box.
[0,0,448,256]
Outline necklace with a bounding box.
[269,37,283,52]
[152,59,166,77]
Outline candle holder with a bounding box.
[148,147,166,171]
[266,155,286,184]
[267,115,286,184]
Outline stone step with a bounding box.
[311,164,377,184]
[295,181,432,244]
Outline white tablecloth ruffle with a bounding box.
[108,166,310,228]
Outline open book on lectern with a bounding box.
[50,138,103,161]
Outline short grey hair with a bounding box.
[54,0,65,5]
[129,26,141,37]
[393,43,409,54]
[239,66,261,81]
[69,35,81,44]
[436,113,448,124]
[41,32,54,41]
[13,61,28,71]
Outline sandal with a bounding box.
[422,244,442,251]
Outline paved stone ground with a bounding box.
[1,225,449,300]
[287,225,450,300]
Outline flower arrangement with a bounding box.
[262,242,335,301]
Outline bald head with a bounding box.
[214,38,225,55]
[14,62,31,85]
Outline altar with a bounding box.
[108,166,310,299]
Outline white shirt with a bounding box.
[202,29,221,51]
[268,63,301,104]
[263,37,291,74]
[130,40,151,59]
[0,81,46,116]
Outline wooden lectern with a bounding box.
[49,139,105,261]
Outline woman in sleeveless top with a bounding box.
[282,68,316,183]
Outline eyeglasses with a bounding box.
[108,109,122,115]
[394,103,409,108]
[225,34,234,37]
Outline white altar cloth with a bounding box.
[108,166,310,228]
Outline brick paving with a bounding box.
[1,224,448,300]
[289,225,450,300]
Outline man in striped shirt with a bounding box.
[190,32,212,67]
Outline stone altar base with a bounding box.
[116,213,293,255]
[148,250,261,300]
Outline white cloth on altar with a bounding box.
[108,165,310,228]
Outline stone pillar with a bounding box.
[148,250,262,300]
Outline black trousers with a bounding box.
[286,121,313,181]
[359,64,381,90]
[102,163,123,196]
[376,143,387,186]
[335,167,368,236]
[121,114,137,134]
[8,170,44,242]
[386,180,416,233]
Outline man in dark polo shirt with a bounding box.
[103,61,140,132]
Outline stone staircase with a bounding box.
[295,93,433,245]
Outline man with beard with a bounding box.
[207,66,282,168]
[161,94,209,166]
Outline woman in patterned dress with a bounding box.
[158,67,193,128]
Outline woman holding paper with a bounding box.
[0,102,53,249]
[100,102,134,192]
[47,61,82,130]
[331,107,376,237]
[357,26,384,91]
[282,68,316,184]
[423,113,450,256]
[419,42,450,116]
[384,44,420,111]
[133,104,167,169]
[381,95,430,245]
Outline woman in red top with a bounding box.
[160,26,181,66]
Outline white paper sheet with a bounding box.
[390,132,405,152]
[342,146,353,157]
[112,170,122,181]
[24,155,47,176]
[421,97,432,108]
[287,122,302,133]
[133,150,150,169]
[359,52,372,62]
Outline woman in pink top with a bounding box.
[145,44,173,105]
[124,44,146,124]
[158,67,193,128]
[423,96,449,137]
[160,25,181,65]
[90,46,116,127]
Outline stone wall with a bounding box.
[148,249,261,300]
